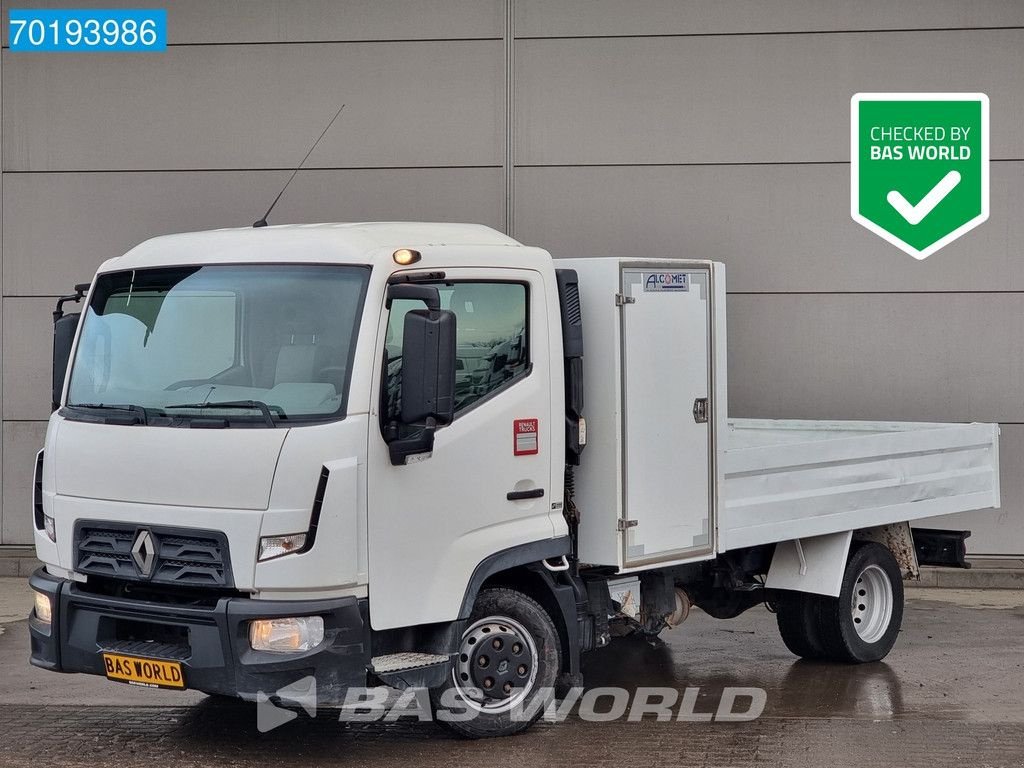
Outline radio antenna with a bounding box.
[253,103,346,228]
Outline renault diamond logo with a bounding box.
[131,529,157,578]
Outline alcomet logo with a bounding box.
[851,93,989,260]
[644,273,689,292]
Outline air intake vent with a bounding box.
[563,284,582,326]
[303,467,330,552]
[33,451,45,530]
[555,269,586,465]
[555,269,584,358]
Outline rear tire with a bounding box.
[816,542,904,663]
[430,587,561,739]
[775,591,827,660]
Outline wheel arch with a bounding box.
[458,536,572,618]
[853,522,920,579]
[458,536,579,679]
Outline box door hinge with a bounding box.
[617,519,638,532]
[615,293,636,307]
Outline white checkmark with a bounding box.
[886,170,962,225]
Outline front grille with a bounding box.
[75,522,233,588]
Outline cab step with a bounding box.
[368,652,452,689]
[370,652,449,674]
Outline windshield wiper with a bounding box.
[67,403,153,425]
[164,400,285,427]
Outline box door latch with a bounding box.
[617,519,639,532]
[692,397,709,423]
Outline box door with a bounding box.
[621,267,713,567]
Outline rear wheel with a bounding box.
[816,542,904,663]
[775,591,827,660]
[430,587,561,738]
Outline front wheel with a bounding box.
[430,587,561,738]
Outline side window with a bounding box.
[446,282,529,411]
[382,282,529,422]
[381,298,419,422]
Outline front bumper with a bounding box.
[29,568,370,702]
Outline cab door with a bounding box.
[367,268,556,630]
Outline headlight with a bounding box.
[33,591,52,624]
[258,533,306,561]
[43,514,56,543]
[249,616,324,653]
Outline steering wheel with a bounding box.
[317,365,347,380]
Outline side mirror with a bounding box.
[387,304,457,466]
[400,309,456,425]
[51,282,89,411]
[52,313,81,410]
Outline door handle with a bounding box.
[693,397,709,423]
[507,488,545,501]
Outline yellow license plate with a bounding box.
[102,653,185,689]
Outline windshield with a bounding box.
[66,264,369,425]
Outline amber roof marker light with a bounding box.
[393,248,422,266]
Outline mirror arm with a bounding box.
[53,283,90,322]
[386,283,441,312]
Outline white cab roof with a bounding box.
[99,222,525,272]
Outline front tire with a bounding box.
[430,587,561,738]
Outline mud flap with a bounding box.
[765,531,853,598]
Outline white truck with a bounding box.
[29,222,999,737]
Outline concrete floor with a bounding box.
[1,579,1022,767]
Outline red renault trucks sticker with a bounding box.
[513,419,539,456]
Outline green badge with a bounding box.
[851,93,989,259]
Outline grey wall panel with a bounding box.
[726,293,1024,425]
[2,298,52,423]
[2,1,1021,555]
[4,170,286,295]
[1,421,46,545]
[3,167,504,295]
[931,424,1024,556]
[3,40,503,171]
[515,30,1024,165]
[1,0,503,44]
[516,0,1024,37]
[1,37,4,540]
[516,162,1024,292]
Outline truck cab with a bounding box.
[31,224,572,718]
